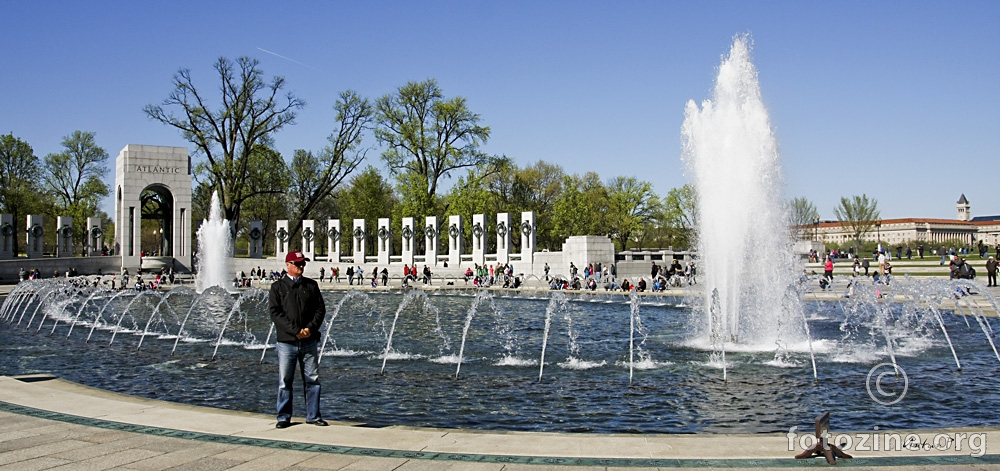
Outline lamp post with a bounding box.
[813,217,820,241]
[875,219,882,247]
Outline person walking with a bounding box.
[269,251,327,429]
[987,256,998,287]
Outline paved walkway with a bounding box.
[1,375,999,470]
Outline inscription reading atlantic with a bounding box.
[133,166,181,174]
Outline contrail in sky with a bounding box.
[256,47,316,70]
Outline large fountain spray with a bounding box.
[194,192,234,292]
[681,35,802,349]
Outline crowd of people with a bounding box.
[811,243,1000,293]
[465,263,521,288]
[545,259,696,293]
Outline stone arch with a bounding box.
[115,145,192,272]
[140,184,175,257]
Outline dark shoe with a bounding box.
[275,421,291,429]
[307,419,328,426]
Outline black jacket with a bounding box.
[269,275,326,343]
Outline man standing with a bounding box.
[269,251,327,429]
[987,256,998,287]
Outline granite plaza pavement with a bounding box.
[2,266,1000,470]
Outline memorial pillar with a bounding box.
[327,219,341,263]
[0,214,14,259]
[471,214,486,266]
[496,212,511,264]
[248,221,263,258]
[56,216,73,258]
[401,217,415,266]
[301,220,316,261]
[26,215,43,259]
[448,215,463,268]
[425,216,439,267]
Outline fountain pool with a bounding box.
[2,278,1000,434]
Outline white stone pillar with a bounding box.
[301,220,316,261]
[448,215,463,268]
[248,221,263,258]
[471,214,486,266]
[26,215,44,259]
[0,214,14,259]
[352,219,367,264]
[327,219,341,263]
[496,212,511,264]
[86,217,103,257]
[401,217,415,266]
[56,216,73,258]
[425,216,439,267]
[521,211,536,264]
[377,218,392,266]
[275,220,289,260]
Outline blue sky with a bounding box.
[3,1,997,220]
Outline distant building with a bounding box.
[807,195,1000,247]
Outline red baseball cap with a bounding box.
[285,251,309,263]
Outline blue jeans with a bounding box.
[276,338,322,423]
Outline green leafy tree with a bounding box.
[655,184,697,249]
[144,56,304,235]
[606,176,660,250]
[551,172,608,241]
[43,131,111,248]
[336,166,397,256]
[833,194,880,248]
[0,133,46,255]
[375,79,493,220]
[442,166,499,252]
[514,161,564,250]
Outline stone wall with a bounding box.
[0,256,122,283]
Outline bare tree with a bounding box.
[286,90,373,240]
[144,56,304,234]
[375,79,493,219]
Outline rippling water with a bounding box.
[2,288,999,434]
